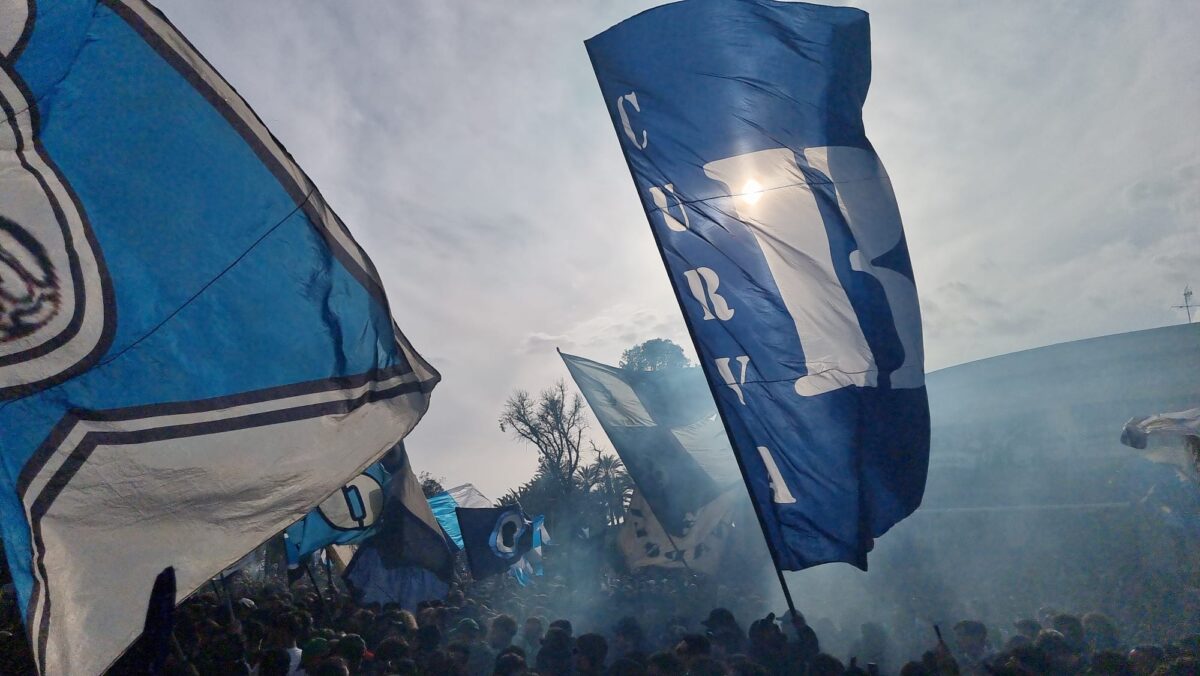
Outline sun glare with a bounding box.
[740,179,764,205]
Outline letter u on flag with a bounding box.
[0,1,438,673]
[587,0,929,572]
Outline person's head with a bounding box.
[1052,614,1086,653]
[1037,630,1081,672]
[334,633,366,669]
[748,613,783,650]
[809,653,847,676]
[1088,649,1132,675]
[522,616,545,640]
[701,608,739,633]
[673,634,711,662]
[548,618,573,638]
[1083,613,1120,652]
[489,614,519,650]
[454,618,482,643]
[493,651,526,676]
[646,650,685,676]
[1129,644,1165,676]
[536,628,574,676]
[710,628,743,658]
[257,648,292,676]
[374,636,410,664]
[313,657,351,676]
[574,633,608,673]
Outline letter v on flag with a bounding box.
[587,0,930,572]
[0,1,438,673]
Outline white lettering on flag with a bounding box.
[757,446,797,504]
[714,356,750,405]
[704,148,876,396]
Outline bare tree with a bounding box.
[499,380,589,492]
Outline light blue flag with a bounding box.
[0,2,438,673]
[587,0,929,572]
[427,483,492,550]
[285,462,390,567]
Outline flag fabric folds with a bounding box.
[285,460,390,567]
[456,506,534,580]
[618,489,738,576]
[587,0,929,571]
[342,549,449,610]
[362,446,457,584]
[0,2,438,673]
[561,353,741,537]
[427,483,494,550]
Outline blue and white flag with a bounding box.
[588,0,929,571]
[457,505,535,580]
[0,2,438,673]
[427,483,493,550]
[285,461,390,567]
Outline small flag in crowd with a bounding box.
[588,0,930,571]
[358,446,457,584]
[561,352,745,573]
[427,483,495,550]
[561,352,741,536]
[0,2,437,673]
[456,506,535,580]
[285,458,391,567]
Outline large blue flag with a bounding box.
[0,2,438,673]
[587,0,928,571]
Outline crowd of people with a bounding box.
[2,569,1196,676]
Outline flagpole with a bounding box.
[586,49,799,618]
[304,562,330,618]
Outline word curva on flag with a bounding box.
[0,1,438,673]
[587,0,929,572]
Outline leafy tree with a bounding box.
[619,338,690,372]
[418,471,445,498]
[588,451,632,526]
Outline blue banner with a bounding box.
[285,462,390,566]
[587,0,929,571]
[0,2,438,673]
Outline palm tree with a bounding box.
[592,452,632,526]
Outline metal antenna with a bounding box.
[1173,286,1195,323]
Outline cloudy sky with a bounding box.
[156,0,1199,500]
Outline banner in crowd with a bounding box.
[360,446,457,583]
[285,460,390,567]
[587,0,929,571]
[619,489,739,576]
[457,505,535,580]
[427,483,494,550]
[0,3,438,673]
[342,548,449,610]
[561,353,741,536]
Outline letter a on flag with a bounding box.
[587,0,929,572]
[0,1,438,673]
